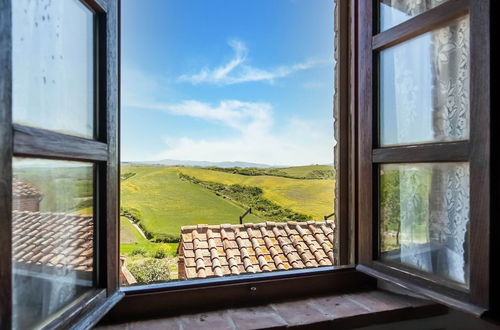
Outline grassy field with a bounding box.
[279,165,335,179]
[121,166,262,238]
[121,165,335,240]
[120,216,149,244]
[178,167,335,220]
[120,242,178,256]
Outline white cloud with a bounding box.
[134,99,334,166]
[178,39,322,85]
[153,117,334,166]
[127,99,273,133]
[121,64,335,166]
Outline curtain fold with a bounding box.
[386,0,470,284]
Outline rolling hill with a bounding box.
[120,165,335,240]
[121,166,262,239]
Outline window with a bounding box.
[0,0,493,327]
[356,0,491,314]
[0,0,122,328]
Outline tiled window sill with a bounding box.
[96,289,446,329]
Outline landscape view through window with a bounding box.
[120,0,336,285]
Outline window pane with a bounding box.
[12,158,94,329]
[12,0,94,138]
[379,163,469,287]
[379,16,469,147]
[379,0,449,31]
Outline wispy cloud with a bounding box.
[178,39,322,85]
[127,99,273,133]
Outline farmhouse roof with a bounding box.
[13,178,42,198]
[13,210,94,272]
[178,220,335,279]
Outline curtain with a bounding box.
[384,0,470,285]
[428,15,470,284]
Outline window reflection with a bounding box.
[379,163,470,287]
[12,158,94,329]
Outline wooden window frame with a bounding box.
[0,0,123,328]
[355,0,491,316]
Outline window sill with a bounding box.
[101,267,373,322]
[96,289,446,329]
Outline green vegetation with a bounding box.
[120,165,335,237]
[205,165,335,180]
[121,166,262,238]
[14,166,93,213]
[128,259,172,283]
[279,165,336,179]
[179,166,335,220]
[120,216,149,244]
[380,168,432,252]
[120,242,178,257]
[179,173,311,222]
[121,172,136,181]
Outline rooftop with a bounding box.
[12,210,94,272]
[178,220,335,279]
[13,178,42,198]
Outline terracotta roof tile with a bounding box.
[12,178,42,198]
[179,220,335,280]
[12,210,94,272]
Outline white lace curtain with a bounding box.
[383,0,470,284]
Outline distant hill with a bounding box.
[122,159,333,168]
[122,159,278,168]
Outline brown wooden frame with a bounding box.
[356,0,491,316]
[0,0,123,329]
[334,0,352,266]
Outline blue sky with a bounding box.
[121,0,335,166]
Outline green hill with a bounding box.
[121,166,262,238]
[178,166,335,220]
[279,165,335,179]
[121,165,335,239]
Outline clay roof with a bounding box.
[178,220,335,279]
[13,178,42,198]
[12,210,93,272]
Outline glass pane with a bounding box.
[379,163,470,287]
[379,16,469,147]
[379,0,449,31]
[12,158,94,329]
[12,0,94,138]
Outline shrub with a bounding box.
[153,233,180,243]
[128,259,170,284]
[121,172,136,181]
[120,207,142,222]
[130,247,147,256]
[152,248,167,259]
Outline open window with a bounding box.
[118,0,344,287]
[0,0,495,328]
[0,0,122,328]
[355,0,491,315]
